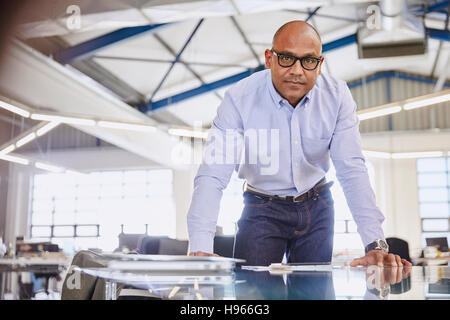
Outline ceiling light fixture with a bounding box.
[403,93,450,110]
[358,105,402,121]
[97,121,156,132]
[35,161,65,173]
[391,151,444,159]
[168,128,208,139]
[16,132,37,148]
[0,154,30,165]
[36,122,60,136]
[31,114,96,126]
[0,97,31,118]
[0,144,16,155]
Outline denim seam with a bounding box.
[318,193,333,209]
[294,201,311,236]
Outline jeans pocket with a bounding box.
[244,193,271,207]
[318,191,334,209]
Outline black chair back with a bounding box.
[386,237,411,262]
[139,236,188,255]
[213,235,235,258]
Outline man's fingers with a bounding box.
[375,252,384,267]
[401,259,412,267]
[385,253,397,267]
[189,251,218,257]
[394,254,403,267]
[350,257,365,267]
[395,264,402,283]
[401,260,412,278]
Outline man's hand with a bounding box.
[189,251,220,257]
[366,265,412,288]
[350,250,413,267]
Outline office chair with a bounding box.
[213,235,235,258]
[138,236,188,255]
[158,238,188,255]
[115,224,149,253]
[386,237,411,263]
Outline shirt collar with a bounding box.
[266,71,314,110]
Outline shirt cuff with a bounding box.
[188,232,215,254]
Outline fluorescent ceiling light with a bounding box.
[31,114,96,126]
[97,121,156,132]
[0,99,30,118]
[391,151,443,159]
[16,132,37,148]
[358,105,402,121]
[36,122,60,136]
[65,169,87,175]
[0,154,30,165]
[35,161,65,173]
[0,144,16,155]
[362,150,392,159]
[403,93,450,110]
[168,128,208,139]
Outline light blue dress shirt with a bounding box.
[187,69,385,253]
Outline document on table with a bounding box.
[241,263,334,272]
[270,263,333,272]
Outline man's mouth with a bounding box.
[285,81,305,86]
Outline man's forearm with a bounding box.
[187,175,227,253]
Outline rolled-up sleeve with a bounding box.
[187,90,244,253]
[330,81,385,247]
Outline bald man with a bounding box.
[187,21,412,268]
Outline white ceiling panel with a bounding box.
[93,57,172,95]
[162,90,224,126]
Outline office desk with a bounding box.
[0,258,69,299]
[77,265,449,300]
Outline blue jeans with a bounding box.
[233,182,335,266]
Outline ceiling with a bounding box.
[0,0,448,166]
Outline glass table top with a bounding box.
[78,265,450,300]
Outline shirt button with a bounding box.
[294,140,299,144]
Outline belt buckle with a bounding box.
[292,195,303,203]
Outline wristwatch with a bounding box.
[368,285,390,299]
[365,239,389,254]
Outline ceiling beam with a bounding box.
[53,23,171,65]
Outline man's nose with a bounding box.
[289,59,305,75]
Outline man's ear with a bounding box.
[264,49,272,69]
[318,56,324,75]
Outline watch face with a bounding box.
[378,240,388,251]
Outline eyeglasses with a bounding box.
[271,49,322,70]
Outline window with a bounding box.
[30,169,175,253]
[417,158,450,247]
[328,160,376,252]
[217,171,245,235]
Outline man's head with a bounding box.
[265,20,324,107]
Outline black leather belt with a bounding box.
[245,177,331,203]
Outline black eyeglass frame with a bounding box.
[271,49,322,70]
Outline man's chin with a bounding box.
[285,91,306,101]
